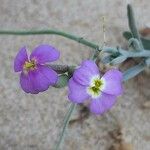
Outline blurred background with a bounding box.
[0,0,149,149]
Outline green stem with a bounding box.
[0,29,99,50]
[1,29,149,57]
[55,103,76,150]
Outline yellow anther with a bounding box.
[24,60,36,71]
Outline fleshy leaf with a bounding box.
[128,38,142,51]
[101,55,112,64]
[123,31,150,50]
[110,55,127,65]
[123,63,145,81]
[127,4,143,49]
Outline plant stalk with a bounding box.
[55,103,76,150]
[0,29,99,50]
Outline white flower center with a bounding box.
[87,76,104,98]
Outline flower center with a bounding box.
[24,60,36,71]
[87,77,104,98]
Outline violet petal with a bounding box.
[68,78,89,103]
[20,71,39,94]
[81,60,100,74]
[90,92,116,115]
[30,44,60,64]
[73,60,99,85]
[38,65,58,86]
[101,69,123,96]
[14,47,28,72]
[20,65,58,94]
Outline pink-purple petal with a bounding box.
[101,69,123,96]
[68,78,89,103]
[14,47,28,72]
[20,66,58,94]
[73,60,100,85]
[90,92,116,115]
[81,60,100,74]
[30,44,60,64]
[38,65,58,85]
[20,72,39,94]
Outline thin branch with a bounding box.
[0,29,99,50]
[54,103,76,150]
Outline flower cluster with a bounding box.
[14,45,123,114]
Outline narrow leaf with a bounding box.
[110,56,127,65]
[128,38,141,51]
[127,4,143,49]
[101,55,112,64]
[123,31,150,50]
[123,63,145,81]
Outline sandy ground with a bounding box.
[0,0,149,150]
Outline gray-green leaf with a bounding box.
[123,31,150,50]
[123,63,145,81]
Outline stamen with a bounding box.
[24,60,36,71]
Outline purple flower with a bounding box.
[14,44,60,94]
[68,60,123,115]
